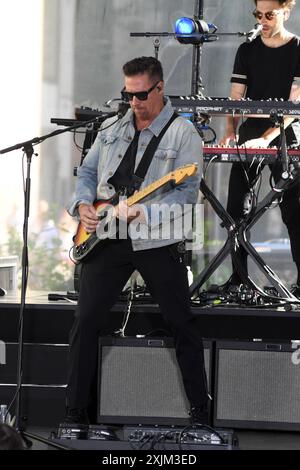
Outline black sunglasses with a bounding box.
[121,81,160,102]
[252,9,281,21]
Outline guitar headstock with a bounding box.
[171,163,198,184]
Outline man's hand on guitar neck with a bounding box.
[78,203,99,233]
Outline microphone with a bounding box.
[246,23,263,43]
[96,109,125,119]
[102,103,130,119]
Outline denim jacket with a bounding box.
[67,98,202,251]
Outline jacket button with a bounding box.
[118,154,122,159]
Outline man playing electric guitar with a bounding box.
[72,163,198,261]
[65,56,209,425]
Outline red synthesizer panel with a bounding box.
[203,146,300,163]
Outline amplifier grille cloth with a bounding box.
[217,349,300,423]
[99,346,210,418]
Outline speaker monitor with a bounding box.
[0,385,66,426]
[0,343,68,426]
[97,336,211,425]
[214,340,300,431]
[0,343,68,384]
[0,256,18,291]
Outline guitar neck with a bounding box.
[127,173,173,207]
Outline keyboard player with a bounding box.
[220,0,300,297]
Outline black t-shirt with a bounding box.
[231,36,300,145]
[108,128,140,194]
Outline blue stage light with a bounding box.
[175,17,195,36]
[174,17,215,44]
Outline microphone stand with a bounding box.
[0,111,119,440]
[191,0,204,95]
[130,30,258,44]
[130,31,257,41]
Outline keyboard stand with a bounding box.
[190,168,300,303]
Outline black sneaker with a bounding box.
[291,284,300,299]
[189,404,209,425]
[219,274,243,292]
[63,407,89,426]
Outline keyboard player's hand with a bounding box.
[219,132,238,146]
[243,137,270,148]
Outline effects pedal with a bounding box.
[88,425,119,441]
[57,423,88,440]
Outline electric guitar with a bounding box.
[72,163,198,261]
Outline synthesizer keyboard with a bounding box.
[169,96,300,118]
[203,146,300,163]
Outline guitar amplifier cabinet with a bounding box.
[214,340,300,431]
[97,336,212,426]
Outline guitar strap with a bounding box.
[129,112,179,194]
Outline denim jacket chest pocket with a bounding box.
[100,133,118,153]
[100,131,132,159]
[99,132,128,169]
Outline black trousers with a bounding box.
[227,120,300,273]
[67,239,208,410]
[227,162,300,263]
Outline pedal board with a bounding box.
[54,424,238,450]
[123,425,239,450]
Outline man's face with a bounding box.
[123,73,163,121]
[255,1,288,38]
